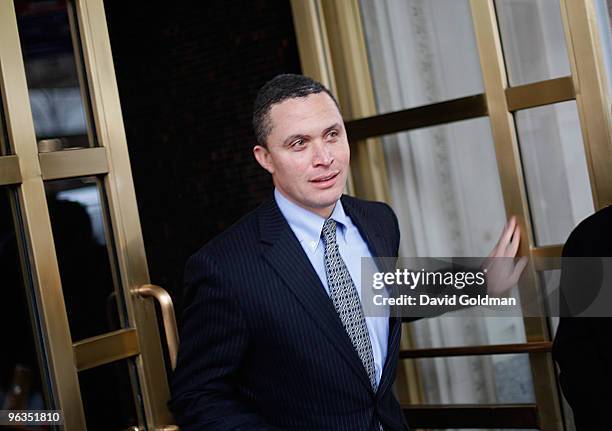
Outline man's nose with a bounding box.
[312,141,334,166]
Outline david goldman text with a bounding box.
[374,294,517,307]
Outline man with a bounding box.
[169,74,524,430]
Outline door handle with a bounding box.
[135,284,180,370]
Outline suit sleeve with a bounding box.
[169,252,277,430]
[382,203,487,322]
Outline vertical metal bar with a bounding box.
[289,0,337,92]
[289,0,356,195]
[0,1,86,429]
[74,0,173,427]
[559,0,612,209]
[319,0,391,204]
[469,1,564,429]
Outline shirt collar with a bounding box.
[274,188,349,251]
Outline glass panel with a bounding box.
[495,0,571,86]
[383,117,533,409]
[78,359,144,430]
[595,0,612,97]
[383,119,525,338]
[410,354,535,404]
[360,0,484,116]
[515,101,594,246]
[0,188,51,414]
[0,104,10,156]
[15,0,96,152]
[384,117,506,258]
[45,177,126,341]
[541,269,562,326]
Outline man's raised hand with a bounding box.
[482,216,528,296]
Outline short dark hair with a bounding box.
[252,74,340,147]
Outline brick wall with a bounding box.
[104,1,302,309]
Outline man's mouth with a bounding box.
[310,171,340,189]
[310,171,339,183]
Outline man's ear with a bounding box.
[253,145,274,174]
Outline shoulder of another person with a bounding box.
[563,205,612,256]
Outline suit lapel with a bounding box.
[258,197,373,391]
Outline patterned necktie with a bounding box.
[321,218,378,390]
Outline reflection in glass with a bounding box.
[495,0,571,86]
[0,189,50,415]
[45,177,125,341]
[382,118,533,405]
[15,0,95,151]
[413,354,535,404]
[360,0,483,116]
[515,101,594,246]
[79,359,143,430]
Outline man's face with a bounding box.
[253,92,350,218]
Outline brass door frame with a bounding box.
[470,2,562,428]
[290,0,612,429]
[560,0,612,209]
[0,2,82,427]
[0,1,174,429]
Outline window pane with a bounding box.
[15,0,96,152]
[594,0,612,97]
[45,177,126,341]
[360,0,484,116]
[495,0,571,86]
[515,101,594,246]
[410,353,535,405]
[540,269,562,321]
[0,103,9,156]
[384,116,527,347]
[0,188,52,416]
[78,359,144,430]
[384,117,505,258]
[383,118,533,408]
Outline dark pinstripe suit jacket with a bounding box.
[169,194,409,431]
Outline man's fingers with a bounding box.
[490,217,515,258]
[499,216,516,249]
[510,256,529,284]
[505,224,521,257]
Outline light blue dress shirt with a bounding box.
[274,188,389,385]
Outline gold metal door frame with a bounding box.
[0,1,175,429]
[469,2,563,428]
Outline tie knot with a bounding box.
[321,218,337,245]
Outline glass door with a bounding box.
[0,1,176,429]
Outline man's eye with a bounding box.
[328,131,339,139]
[291,139,305,148]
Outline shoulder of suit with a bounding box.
[341,194,397,217]
[189,203,262,262]
[341,194,399,230]
[563,205,612,256]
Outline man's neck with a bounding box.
[274,188,337,219]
